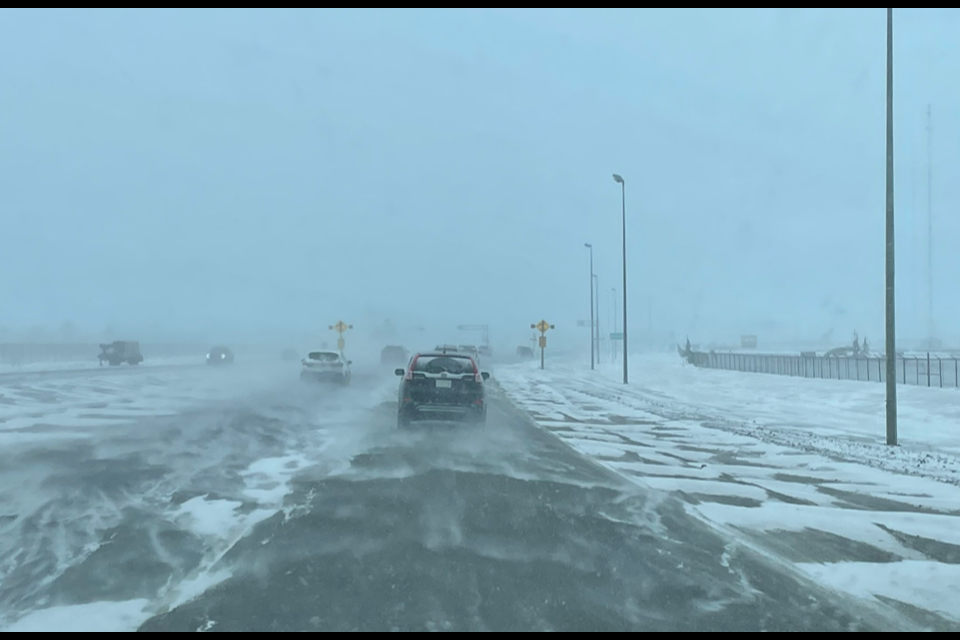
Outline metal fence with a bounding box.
[687,350,960,389]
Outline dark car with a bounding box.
[381,345,408,366]
[395,351,490,428]
[207,346,234,364]
[98,341,143,366]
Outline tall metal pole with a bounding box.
[613,174,628,384]
[885,7,898,446]
[593,273,600,365]
[926,103,933,341]
[911,153,917,334]
[585,243,595,370]
[648,296,653,346]
[611,288,617,363]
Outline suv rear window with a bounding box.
[308,352,340,362]
[413,355,476,374]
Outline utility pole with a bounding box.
[911,148,918,335]
[612,173,628,384]
[584,243,595,370]
[884,7,898,447]
[611,288,618,363]
[648,296,653,348]
[926,103,934,342]
[593,273,600,366]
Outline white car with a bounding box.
[300,350,352,385]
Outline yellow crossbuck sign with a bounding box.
[329,321,353,351]
[530,320,555,369]
[532,320,554,333]
[329,321,353,335]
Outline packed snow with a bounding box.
[0,360,391,632]
[497,352,960,627]
[0,355,203,375]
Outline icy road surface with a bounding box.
[498,354,960,631]
[1,360,910,631]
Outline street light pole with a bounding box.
[584,243,595,370]
[926,103,934,342]
[612,173,627,384]
[884,7,898,446]
[593,273,600,365]
[611,287,617,363]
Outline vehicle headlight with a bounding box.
[221,353,226,359]
[206,354,210,359]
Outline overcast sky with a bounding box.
[1,8,958,349]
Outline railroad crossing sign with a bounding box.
[531,320,554,333]
[330,320,352,335]
[329,320,353,351]
[530,320,555,369]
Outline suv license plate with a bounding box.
[435,380,452,388]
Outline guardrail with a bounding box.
[686,350,960,389]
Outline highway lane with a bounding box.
[135,379,898,632]
[0,363,388,630]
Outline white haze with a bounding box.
[2,8,960,351]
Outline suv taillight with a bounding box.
[405,355,420,380]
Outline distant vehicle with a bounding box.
[434,345,460,354]
[516,346,534,359]
[395,351,490,428]
[98,341,143,366]
[381,345,409,366]
[281,348,299,362]
[301,350,352,385]
[458,345,479,358]
[478,345,493,358]
[207,346,234,365]
[458,345,482,367]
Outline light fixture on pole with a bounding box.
[612,173,627,384]
[593,273,600,366]
[584,243,595,370]
[611,287,617,362]
[884,7,898,446]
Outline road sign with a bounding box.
[530,320,554,369]
[532,320,554,333]
[330,320,352,352]
[610,332,623,340]
[329,321,353,334]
